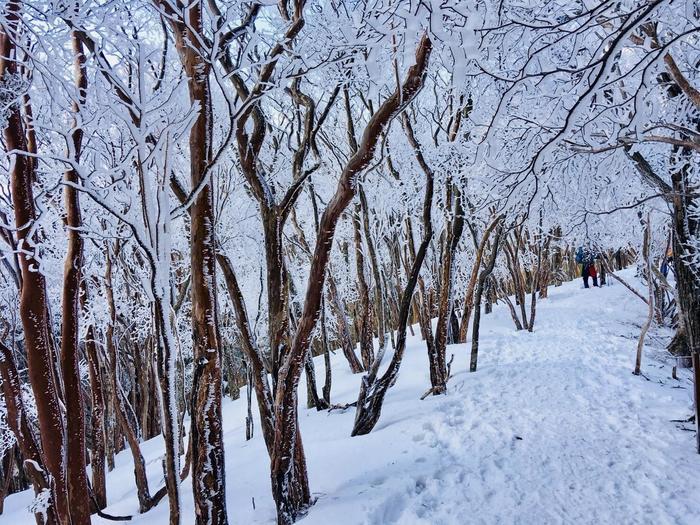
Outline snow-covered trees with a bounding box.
[1,0,699,523]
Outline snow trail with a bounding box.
[303,272,700,525]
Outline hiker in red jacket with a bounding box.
[587,260,599,288]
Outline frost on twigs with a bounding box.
[0,72,30,130]
[28,487,51,522]
[0,396,17,457]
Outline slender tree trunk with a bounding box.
[105,247,157,513]
[152,296,182,525]
[634,214,654,376]
[458,217,501,342]
[470,226,503,372]
[0,343,59,525]
[59,32,91,525]
[327,273,364,373]
[405,216,434,350]
[2,6,69,521]
[359,187,387,354]
[169,7,227,521]
[320,299,332,405]
[85,324,107,510]
[353,202,375,370]
[431,191,458,394]
[217,252,276,453]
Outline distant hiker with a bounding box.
[576,246,599,288]
[661,245,673,278]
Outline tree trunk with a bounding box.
[670,161,700,452]
[470,226,503,372]
[353,202,375,370]
[169,8,228,521]
[104,246,158,514]
[59,32,91,525]
[359,186,387,355]
[85,323,107,510]
[327,273,364,373]
[431,186,464,394]
[634,214,654,376]
[458,217,501,342]
[217,252,276,452]
[152,297,183,525]
[0,342,59,525]
[2,5,69,521]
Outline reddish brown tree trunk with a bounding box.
[164,4,228,522]
[1,5,69,521]
[186,59,227,525]
[59,32,91,525]
[0,343,59,525]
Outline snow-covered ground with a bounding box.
[4,269,700,524]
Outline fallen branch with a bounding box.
[327,401,357,413]
[420,386,442,400]
[599,256,649,305]
[89,485,132,521]
[670,415,696,423]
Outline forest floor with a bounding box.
[4,269,700,524]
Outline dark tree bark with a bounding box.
[430,99,468,388]
[85,322,107,510]
[404,216,435,353]
[670,160,700,451]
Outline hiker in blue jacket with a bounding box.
[576,246,599,288]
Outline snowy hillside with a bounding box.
[3,270,699,524]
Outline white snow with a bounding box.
[3,269,700,524]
